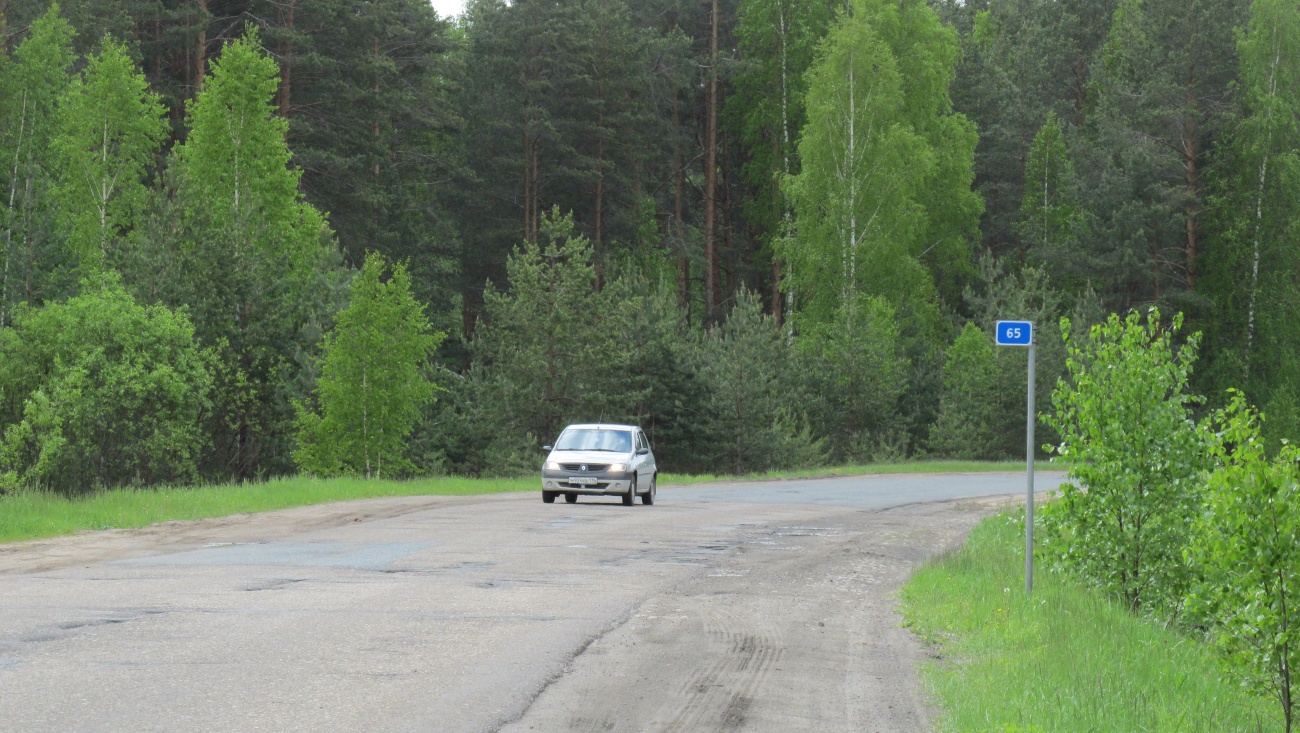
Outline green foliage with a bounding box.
[295,252,442,479]
[153,27,336,480]
[50,36,166,276]
[0,278,213,493]
[798,295,909,462]
[1042,308,1208,616]
[1020,112,1083,279]
[695,290,826,474]
[928,323,1003,459]
[0,5,77,324]
[1199,0,1300,447]
[465,209,618,468]
[1188,392,1300,732]
[174,27,324,276]
[781,0,936,329]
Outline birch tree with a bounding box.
[0,5,74,325]
[1019,112,1082,278]
[782,0,973,333]
[732,0,835,323]
[51,37,166,277]
[1236,0,1300,387]
[295,252,441,479]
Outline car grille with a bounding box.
[560,463,610,472]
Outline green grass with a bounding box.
[660,459,1031,485]
[900,512,1275,733]
[0,475,535,544]
[0,460,1027,545]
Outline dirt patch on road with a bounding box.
[498,495,1021,733]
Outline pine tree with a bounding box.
[295,252,441,479]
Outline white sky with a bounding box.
[430,0,467,19]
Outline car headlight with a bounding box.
[545,461,561,471]
[608,463,626,473]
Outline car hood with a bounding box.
[547,450,632,465]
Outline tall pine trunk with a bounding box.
[277,0,296,118]
[1183,100,1199,288]
[774,0,791,327]
[674,94,690,321]
[704,0,720,322]
[194,0,208,92]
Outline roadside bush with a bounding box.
[0,279,213,493]
[1188,392,1300,733]
[1042,308,1208,616]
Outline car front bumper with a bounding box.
[541,469,634,494]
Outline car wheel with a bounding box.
[622,477,636,506]
[565,492,578,504]
[542,491,556,504]
[641,475,656,505]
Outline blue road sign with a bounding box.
[996,320,1033,346]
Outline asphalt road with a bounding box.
[0,471,1064,733]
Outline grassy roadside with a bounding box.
[0,475,535,544]
[900,512,1274,733]
[660,459,1030,485]
[0,460,1029,545]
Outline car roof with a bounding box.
[561,424,638,431]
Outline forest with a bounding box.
[0,0,1296,491]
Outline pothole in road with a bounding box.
[242,578,306,592]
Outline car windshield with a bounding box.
[554,429,633,453]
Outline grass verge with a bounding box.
[0,460,1029,546]
[660,459,1030,485]
[900,512,1274,733]
[0,475,534,544]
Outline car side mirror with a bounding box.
[542,445,552,452]
[636,447,649,455]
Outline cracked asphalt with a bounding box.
[0,471,1062,732]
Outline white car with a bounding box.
[540,424,658,505]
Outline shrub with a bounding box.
[0,280,213,493]
[1188,392,1300,733]
[1042,308,1208,616]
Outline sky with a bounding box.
[430,0,467,19]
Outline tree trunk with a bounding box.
[673,95,690,321]
[703,0,720,322]
[594,102,605,292]
[1246,41,1282,383]
[277,0,296,118]
[371,38,381,182]
[523,128,533,243]
[194,0,208,92]
[722,127,734,299]
[774,0,790,325]
[461,287,480,373]
[1183,107,1198,289]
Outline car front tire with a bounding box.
[565,492,578,504]
[622,477,635,506]
[542,491,557,504]
[642,475,655,505]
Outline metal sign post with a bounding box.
[996,320,1035,594]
